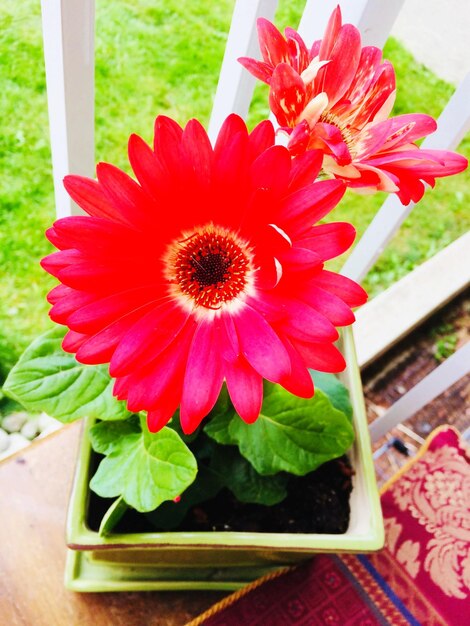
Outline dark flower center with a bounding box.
[191,250,232,287]
[169,226,251,309]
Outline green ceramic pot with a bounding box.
[65,327,384,592]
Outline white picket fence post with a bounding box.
[298,0,405,48]
[369,342,470,442]
[41,0,95,218]
[208,0,279,144]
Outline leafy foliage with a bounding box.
[210,446,288,506]
[310,371,353,421]
[2,327,130,422]
[144,464,222,530]
[90,417,198,512]
[205,384,354,476]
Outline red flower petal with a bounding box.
[238,57,274,84]
[214,126,249,188]
[380,114,437,151]
[63,176,128,224]
[50,290,97,325]
[279,247,322,272]
[75,303,157,365]
[67,286,159,334]
[182,118,214,188]
[269,63,307,127]
[310,122,352,165]
[318,5,343,60]
[50,216,141,254]
[235,305,291,382]
[96,162,151,231]
[46,284,70,305]
[214,114,248,159]
[278,336,314,398]
[311,271,368,307]
[248,120,275,159]
[180,322,224,434]
[300,222,356,261]
[316,24,362,107]
[126,323,193,415]
[288,150,323,191]
[128,133,169,201]
[285,27,310,74]
[221,313,240,361]
[250,145,291,195]
[62,330,88,353]
[109,302,192,377]
[257,17,288,66]
[225,357,263,424]
[292,339,346,372]
[301,285,356,326]
[41,249,84,276]
[153,115,183,167]
[279,179,346,236]
[278,298,339,343]
[147,400,181,433]
[341,45,383,106]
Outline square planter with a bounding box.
[65,327,384,592]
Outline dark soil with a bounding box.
[182,456,353,534]
[88,456,353,535]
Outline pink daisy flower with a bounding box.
[41,114,366,434]
[239,7,467,204]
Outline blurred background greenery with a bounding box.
[1,0,468,379]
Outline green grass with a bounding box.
[0,0,468,376]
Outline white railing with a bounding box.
[41,0,95,217]
[40,0,470,440]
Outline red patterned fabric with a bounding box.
[368,427,470,626]
[189,427,470,626]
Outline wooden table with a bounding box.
[0,422,226,626]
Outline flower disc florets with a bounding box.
[166,224,253,311]
[42,113,368,435]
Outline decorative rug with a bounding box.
[187,426,470,626]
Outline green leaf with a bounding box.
[204,409,237,445]
[228,387,354,476]
[145,464,222,531]
[167,411,199,444]
[89,417,141,455]
[0,396,24,417]
[90,423,198,512]
[310,371,353,421]
[2,327,130,422]
[99,496,129,537]
[211,446,288,506]
[203,385,238,445]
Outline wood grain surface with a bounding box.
[0,422,226,626]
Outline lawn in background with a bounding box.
[1,0,468,377]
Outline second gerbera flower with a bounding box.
[41,114,366,434]
[239,8,467,204]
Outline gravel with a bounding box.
[0,429,9,453]
[2,412,28,434]
[0,412,62,461]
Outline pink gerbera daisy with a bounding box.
[41,114,366,434]
[239,7,467,204]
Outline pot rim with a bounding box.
[66,327,384,552]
